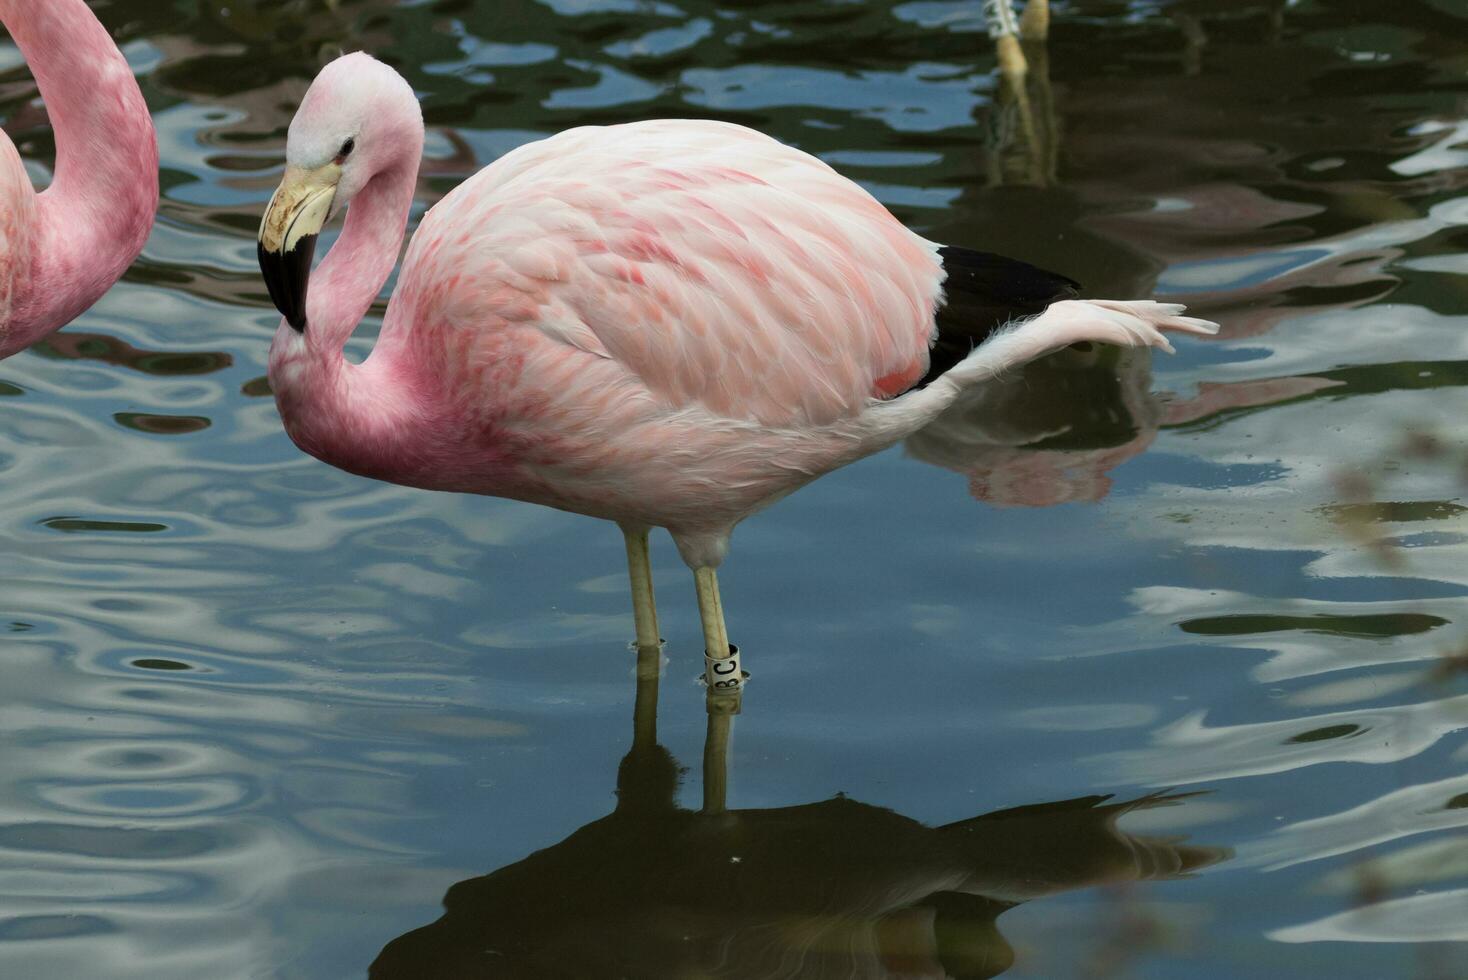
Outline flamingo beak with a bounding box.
[258,165,338,332]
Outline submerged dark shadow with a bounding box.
[371,651,1228,979]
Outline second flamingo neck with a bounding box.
[2,0,157,338]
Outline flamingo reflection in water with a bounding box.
[371,653,1227,979]
[0,0,157,361]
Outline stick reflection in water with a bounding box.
[371,647,1229,979]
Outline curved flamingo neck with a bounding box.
[269,127,426,480]
[0,0,157,339]
[309,154,419,359]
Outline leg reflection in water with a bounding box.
[370,652,1228,979]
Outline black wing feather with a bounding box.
[917,245,1080,388]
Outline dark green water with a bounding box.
[3,1,1467,977]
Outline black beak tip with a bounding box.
[258,235,317,334]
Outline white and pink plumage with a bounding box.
[258,54,1216,683]
[0,0,158,360]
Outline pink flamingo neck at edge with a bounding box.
[0,0,158,354]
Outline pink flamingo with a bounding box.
[0,0,158,360]
[257,54,1216,687]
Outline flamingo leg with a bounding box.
[986,1,1041,184]
[693,566,730,658]
[621,524,661,651]
[694,565,745,694]
[989,1,1030,90]
[632,641,661,751]
[1019,0,1049,41]
[1024,13,1059,185]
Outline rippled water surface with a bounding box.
[4,1,1468,977]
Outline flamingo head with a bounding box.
[258,52,421,332]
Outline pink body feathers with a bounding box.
[262,54,1214,572]
[0,0,158,360]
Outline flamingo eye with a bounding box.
[336,137,355,162]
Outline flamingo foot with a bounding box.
[1043,299,1220,355]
